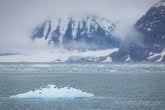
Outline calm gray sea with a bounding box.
[0,63,165,110]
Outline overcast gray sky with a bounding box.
[0,0,158,50]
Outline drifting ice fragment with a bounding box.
[10,85,94,99]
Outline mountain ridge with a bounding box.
[31,15,119,50]
[111,0,165,62]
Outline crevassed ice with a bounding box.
[10,85,94,99]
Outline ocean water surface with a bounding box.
[0,63,165,110]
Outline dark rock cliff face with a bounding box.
[111,0,165,62]
[136,0,165,53]
[133,0,165,62]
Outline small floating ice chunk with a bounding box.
[10,85,94,99]
[32,64,50,67]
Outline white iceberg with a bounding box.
[10,85,94,99]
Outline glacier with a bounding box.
[0,48,119,62]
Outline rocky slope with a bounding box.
[109,0,165,63]
[134,0,165,62]
[31,15,119,50]
[136,0,165,52]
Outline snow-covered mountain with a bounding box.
[136,0,165,52]
[93,0,165,63]
[134,0,165,62]
[110,0,165,62]
[31,15,119,50]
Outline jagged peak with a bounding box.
[153,0,165,8]
[48,15,116,34]
[31,15,119,50]
[32,15,116,39]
